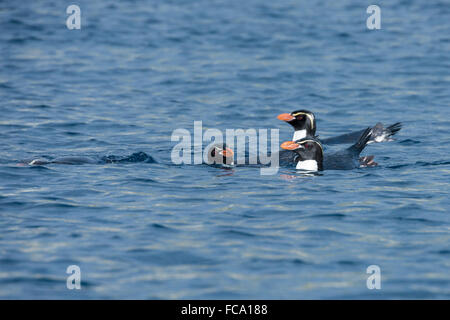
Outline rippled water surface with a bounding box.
[1,0,449,299]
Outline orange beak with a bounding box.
[277,113,295,122]
[281,141,300,150]
[221,148,234,157]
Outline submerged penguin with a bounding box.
[23,152,155,166]
[205,143,235,166]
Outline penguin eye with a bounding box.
[296,115,303,120]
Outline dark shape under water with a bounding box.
[101,152,156,164]
[23,152,156,166]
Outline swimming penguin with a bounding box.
[280,127,377,171]
[24,152,155,166]
[277,110,402,145]
[205,143,234,166]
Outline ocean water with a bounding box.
[1,0,449,299]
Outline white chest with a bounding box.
[296,160,319,171]
[293,130,307,141]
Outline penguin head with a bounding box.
[277,110,316,135]
[206,143,234,166]
[281,138,323,171]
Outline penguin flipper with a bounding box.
[321,129,367,145]
[322,122,402,145]
[369,122,402,143]
[348,127,372,154]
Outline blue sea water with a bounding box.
[0,0,449,299]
